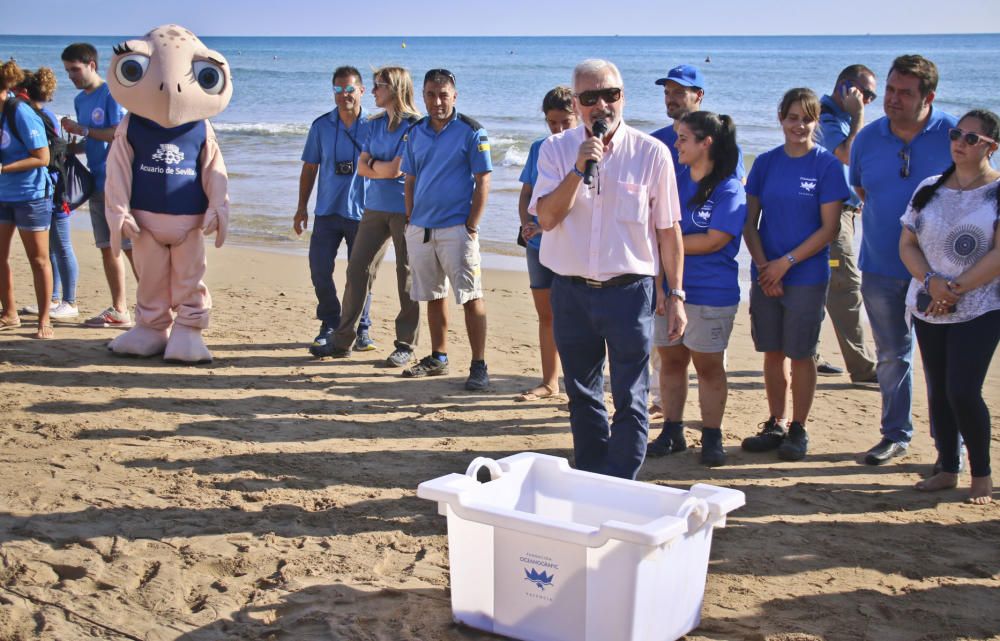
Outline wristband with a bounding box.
[81,126,90,138]
[785,254,796,265]
[570,166,586,179]
[923,271,939,292]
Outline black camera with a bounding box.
[335,160,355,175]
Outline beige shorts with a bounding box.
[654,302,737,353]
[405,223,483,304]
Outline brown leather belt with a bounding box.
[566,274,647,289]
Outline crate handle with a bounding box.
[677,497,711,535]
[465,457,503,483]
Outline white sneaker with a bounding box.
[19,305,40,315]
[50,302,80,319]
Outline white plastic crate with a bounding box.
[417,452,745,641]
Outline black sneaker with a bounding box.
[778,421,809,461]
[741,417,786,452]
[465,360,490,391]
[816,360,844,376]
[403,355,449,378]
[309,342,350,359]
[385,343,414,367]
[863,438,909,465]
[647,421,687,457]
[700,427,726,467]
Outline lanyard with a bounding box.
[333,109,361,164]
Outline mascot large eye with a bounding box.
[192,61,226,95]
[115,54,150,87]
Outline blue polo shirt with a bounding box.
[362,113,414,215]
[518,137,545,250]
[74,83,125,190]
[650,124,746,180]
[0,97,51,202]
[401,110,492,229]
[302,107,369,221]
[668,172,747,306]
[850,107,957,279]
[817,95,861,209]
[746,145,851,286]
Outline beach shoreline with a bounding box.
[0,234,997,640]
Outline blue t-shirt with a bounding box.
[401,111,493,229]
[650,124,746,180]
[0,97,51,202]
[817,95,861,209]
[746,145,851,286]
[518,137,545,250]
[850,107,957,279]
[362,113,414,215]
[302,108,370,221]
[74,83,125,190]
[666,173,747,306]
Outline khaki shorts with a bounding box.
[653,302,737,353]
[405,223,483,304]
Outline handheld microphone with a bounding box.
[583,119,608,186]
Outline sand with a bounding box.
[0,231,997,641]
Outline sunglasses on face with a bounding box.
[333,85,358,95]
[424,68,456,85]
[575,87,622,107]
[949,127,997,146]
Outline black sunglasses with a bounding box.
[949,127,997,146]
[899,148,910,179]
[424,68,456,85]
[575,87,622,107]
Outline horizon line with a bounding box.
[4,32,999,38]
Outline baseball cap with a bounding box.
[655,65,705,89]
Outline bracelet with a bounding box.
[570,166,586,179]
[923,271,939,291]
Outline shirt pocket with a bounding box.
[615,182,649,226]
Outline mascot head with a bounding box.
[108,24,232,128]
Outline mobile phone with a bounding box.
[916,291,956,314]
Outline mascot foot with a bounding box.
[164,324,213,364]
[108,325,169,357]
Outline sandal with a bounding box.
[33,324,54,340]
[0,316,22,331]
[516,383,557,402]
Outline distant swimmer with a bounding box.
[705,55,711,63]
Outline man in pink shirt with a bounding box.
[531,59,686,479]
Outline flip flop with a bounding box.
[0,317,22,331]
[516,384,557,402]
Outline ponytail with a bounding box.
[680,111,740,209]
[910,164,955,213]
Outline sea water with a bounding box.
[4,33,999,253]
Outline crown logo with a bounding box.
[524,567,555,591]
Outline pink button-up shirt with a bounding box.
[529,123,681,281]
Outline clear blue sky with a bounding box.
[4,0,999,36]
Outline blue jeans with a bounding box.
[49,207,79,303]
[860,272,913,443]
[551,275,653,480]
[309,214,371,332]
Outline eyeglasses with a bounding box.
[899,148,910,178]
[948,127,997,146]
[575,87,622,107]
[424,68,456,85]
[333,85,358,95]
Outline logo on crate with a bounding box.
[524,567,555,591]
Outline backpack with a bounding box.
[1,96,93,212]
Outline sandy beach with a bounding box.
[0,232,997,641]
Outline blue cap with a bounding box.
[655,65,705,89]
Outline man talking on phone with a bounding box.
[531,59,684,480]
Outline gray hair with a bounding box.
[572,59,623,89]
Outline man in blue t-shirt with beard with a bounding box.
[61,42,133,329]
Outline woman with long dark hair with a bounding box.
[900,108,1000,504]
[647,111,746,466]
[741,88,849,461]
[0,59,54,339]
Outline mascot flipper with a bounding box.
[104,24,232,364]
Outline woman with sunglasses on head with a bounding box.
[646,111,746,466]
[0,59,55,339]
[899,109,1000,504]
[741,88,849,462]
[314,66,424,365]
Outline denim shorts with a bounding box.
[89,192,132,250]
[749,281,828,359]
[525,245,555,289]
[0,198,51,231]
[653,302,738,352]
